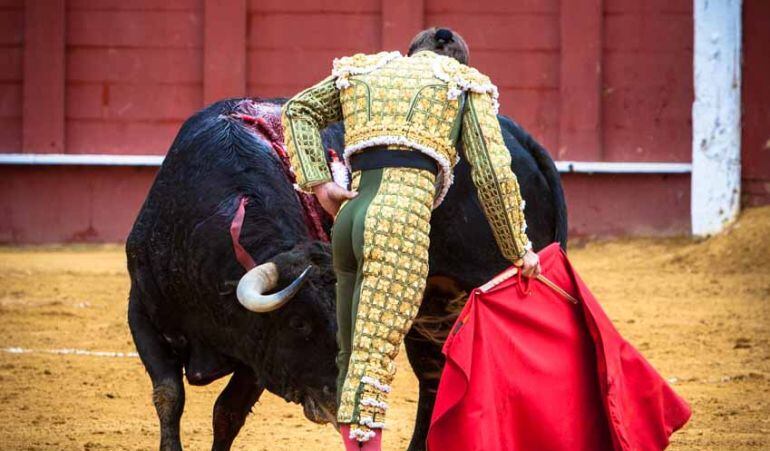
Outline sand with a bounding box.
[0,207,768,450]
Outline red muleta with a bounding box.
[428,243,691,451]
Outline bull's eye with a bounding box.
[289,316,312,336]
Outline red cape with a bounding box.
[427,243,691,451]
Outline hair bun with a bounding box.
[435,28,454,43]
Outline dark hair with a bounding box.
[407,27,469,64]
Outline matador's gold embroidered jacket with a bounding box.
[282,50,531,261]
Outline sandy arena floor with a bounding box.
[0,207,768,450]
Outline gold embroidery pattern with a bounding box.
[432,55,500,113]
[336,167,436,428]
[462,91,531,260]
[338,53,463,205]
[282,50,532,265]
[332,51,402,89]
[281,76,342,190]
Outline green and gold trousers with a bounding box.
[332,166,436,441]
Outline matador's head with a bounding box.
[408,27,470,64]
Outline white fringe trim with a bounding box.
[342,137,454,208]
[330,160,350,189]
[360,397,389,410]
[349,428,377,442]
[520,199,531,249]
[432,58,501,114]
[525,240,533,251]
[332,51,402,90]
[360,417,386,429]
[360,376,392,394]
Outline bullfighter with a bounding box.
[281,27,540,449]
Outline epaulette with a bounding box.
[432,55,500,114]
[332,51,402,90]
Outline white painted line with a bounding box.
[2,347,139,358]
[0,153,693,174]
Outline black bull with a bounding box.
[126,98,567,451]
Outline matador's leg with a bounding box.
[336,167,436,441]
[332,171,368,409]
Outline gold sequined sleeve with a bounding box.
[461,91,532,263]
[282,76,343,191]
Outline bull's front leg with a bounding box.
[128,295,186,451]
[211,366,264,451]
[153,376,186,451]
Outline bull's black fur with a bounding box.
[502,117,568,249]
[127,98,338,451]
[127,97,567,451]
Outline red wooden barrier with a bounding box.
[559,0,602,161]
[3,0,756,243]
[65,1,203,155]
[204,0,246,103]
[0,1,23,152]
[23,0,65,153]
[382,0,424,52]
[741,0,770,206]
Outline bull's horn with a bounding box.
[236,264,312,312]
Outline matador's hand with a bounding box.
[312,181,357,217]
[520,249,541,278]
